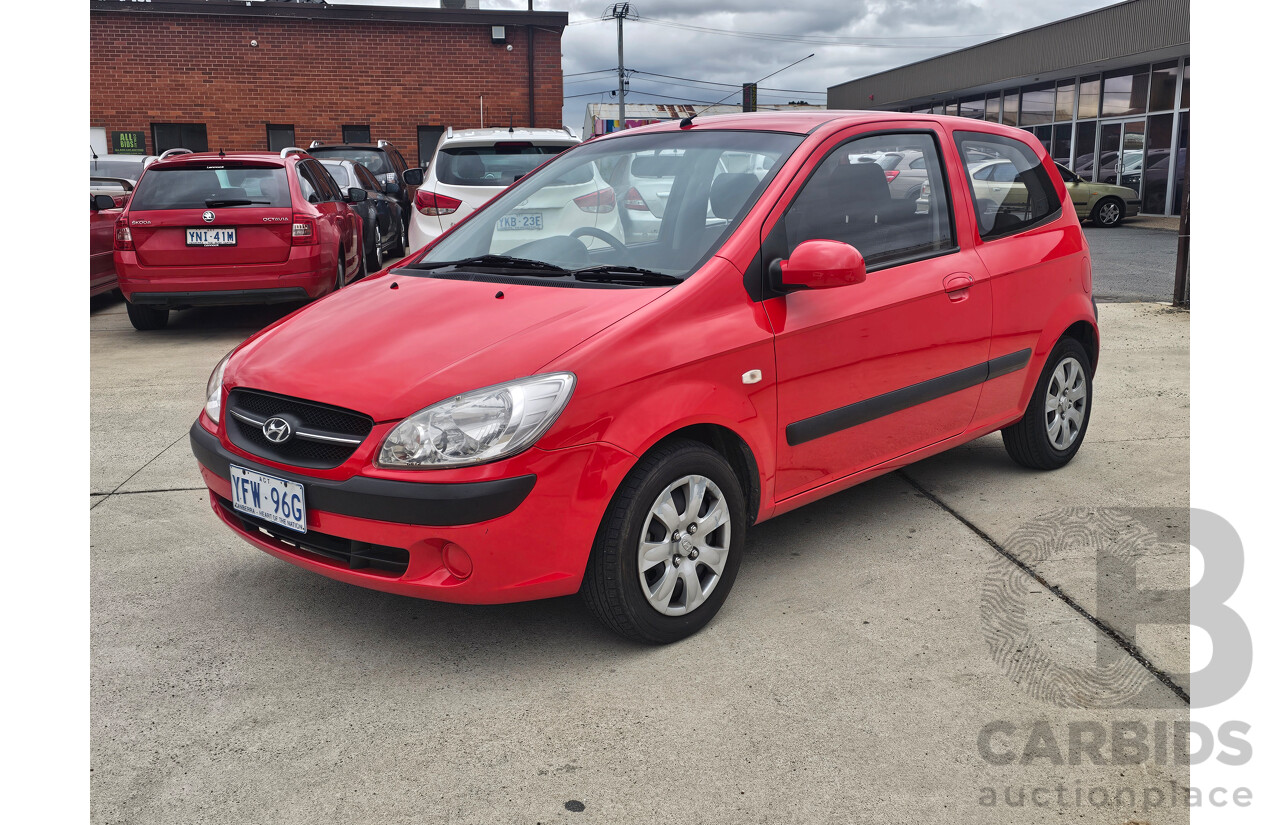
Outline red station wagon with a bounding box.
[114,149,366,330]
[190,112,1099,643]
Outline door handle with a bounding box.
[944,273,974,302]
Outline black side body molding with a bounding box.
[785,348,1032,446]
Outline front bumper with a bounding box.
[190,421,636,604]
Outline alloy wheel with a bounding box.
[1044,356,1087,450]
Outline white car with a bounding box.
[407,127,617,252]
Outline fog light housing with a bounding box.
[442,543,473,580]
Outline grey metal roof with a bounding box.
[828,0,1188,109]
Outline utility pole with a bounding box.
[604,4,636,129]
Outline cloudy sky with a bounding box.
[335,0,1119,128]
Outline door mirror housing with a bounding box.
[401,167,425,186]
[345,187,367,203]
[775,240,867,291]
[91,194,117,211]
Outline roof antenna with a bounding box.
[509,114,514,134]
[218,148,226,158]
[90,144,99,159]
[686,52,816,125]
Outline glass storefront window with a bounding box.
[1172,112,1188,214]
[1073,121,1097,179]
[1055,80,1076,122]
[931,103,946,116]
[1001,91,1019,127]
[1149,61,1179,112]
[985,96,1000,122]
[1020,83,1055,126]
[960,97,984,118]
[1101,67,1150,117]
[1051,123,1072,166]
[1143,113,1174,213]
[1180,60,1190,109]
[1078,75,1101,119]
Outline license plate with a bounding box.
[497,212,543,231]
[230,464,306,533]
[186,227,237,246]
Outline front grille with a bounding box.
[226,388,374,469]
[219,496,409,576]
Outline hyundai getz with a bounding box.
[114,149,366,330]
[191,113,1098,643]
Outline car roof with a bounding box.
[590,110,1036,140]
[150,150,295,167]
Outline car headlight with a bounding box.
[204,351,232,424]
[378,373,576,469]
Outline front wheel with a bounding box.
[1001,337,1093,469]
[581,439,746,644]
[1090,197,1124,227]
[125,300,168,331]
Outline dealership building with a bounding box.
[89,0,568,167]
[828,0,1189,215]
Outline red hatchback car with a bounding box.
[190,112,1098,643]
[114,149,366,330]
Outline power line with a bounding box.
[635,17,1004,48]
[629,69,827,96]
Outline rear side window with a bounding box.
[129,165,290,210]
[435,144,577,187]
[954,132,1061,238]
[307,148,390,176]
[781,132,955,268]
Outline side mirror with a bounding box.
[345,187,367,203]
[92,194,117,211]
[775,239,867,291]
[401,167,425,186]
[383,181,401,195]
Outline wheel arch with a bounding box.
[648,424,762,527]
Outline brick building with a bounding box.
[89,0,568,166]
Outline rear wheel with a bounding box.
[388,218,407,259]
[364,233,382,275]
[125,300,168,331]
[335,249,347,290]
[1090,197,1124,227]
[1002,337,1093,469]
[581,439,746,644]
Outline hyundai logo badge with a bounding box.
[262,417,292,443]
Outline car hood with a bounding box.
[227,274,668,422]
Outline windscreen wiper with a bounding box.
[570,265,682,286]
[205,198,272,207]
[412,254,571,274]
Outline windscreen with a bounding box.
[434,143,577,187]
[420,129,803,279]
[128,166,291,210]
[307,148,389,175]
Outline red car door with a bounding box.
[763,122,994,500]
[90,198,122,295]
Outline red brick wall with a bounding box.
[90,10,565,159]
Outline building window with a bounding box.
[1101,67,1150,118]
[1179,60,1190,109]
[266,124,296,152]
[1055,80,1076,122]
[959,97,984,119]
[1020,83,1054,126]
[1001,91,1019,127]
[417,125,445,167]
[1077,75,1101,119]
[1073,121,1098,179]
[984,96,1000,123]
[342,125,371,144]
[1051,124,1072,166]
[151,123,208,153]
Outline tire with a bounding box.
[1001,337,1093,470]
[581,439,746,644]
[363,238,379,279]
[1090,197,1124,227]
[125,300,168,331]
[335,249,347,290]
[388,217,407,259]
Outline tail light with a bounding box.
[114,216,133,251]
[291,215,317,245]
[622,187,650,211]
[884,170,900,182]
[574,188,616,214]
[415,190,461,216]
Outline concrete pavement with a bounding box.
[90,295,1190,824]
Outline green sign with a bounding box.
[111,130,147,155]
